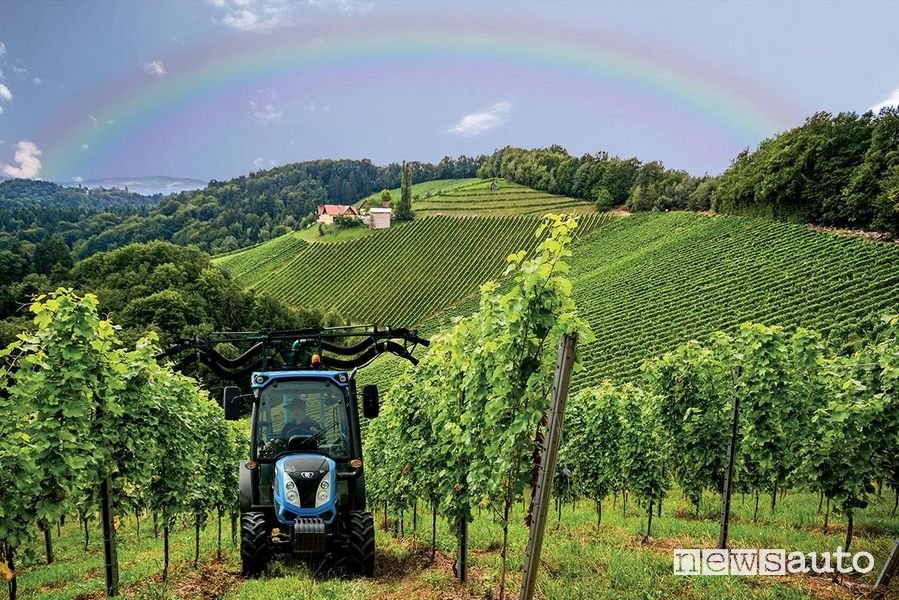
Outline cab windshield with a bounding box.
[255,379,350,459]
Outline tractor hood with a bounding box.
[272,454,338,526]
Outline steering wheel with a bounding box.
[283,419,322,438]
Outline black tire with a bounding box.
[240,512,270,577]
[346,511,375,577]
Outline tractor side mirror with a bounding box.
[222,386,242,421]
[362,384,379,419]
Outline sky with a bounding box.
[0,0,897,183]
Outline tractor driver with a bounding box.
[281,397,323,439]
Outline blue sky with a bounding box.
[0,0,897,183]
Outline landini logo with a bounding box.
[673,548,876,576]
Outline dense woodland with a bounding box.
[0,240,327,348]
[478,145,715,213]
[714,110,899,234]
[479,109,899,235]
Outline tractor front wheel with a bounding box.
[346,511,375,577]
[240,512,271,577]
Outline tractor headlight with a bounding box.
[286,490,299,504]
[315,476,332,508]
[285,479,296,491]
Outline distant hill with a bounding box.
[68,176,207,196]
[214,212,612,326]
[0,178,161,247]
[0,157,483,257]
[0,178,159,209]
[361,177,596,217]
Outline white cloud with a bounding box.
[870,86,899,113]
[251,101,283,124]
[32,77,42,86]
[0,83,11,115]
[143,60,167,77]
[212,0,371,32]
[253,157,277,169]
[307,0,373,15]
[0,42,6,57]
[223,9,266,31]
[81,143,90,150]
[219,1,291,32]
[11,65,26,76]
[73,176,83,184]
[2,140,42,179]
[447,101,512,137]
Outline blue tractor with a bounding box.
[160,326,428,577]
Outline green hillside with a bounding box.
[219,210,899,388]
[363,177,596,216]
[422,211,899,388]
[214,213,612,326]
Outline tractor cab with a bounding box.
[159,326,426,577]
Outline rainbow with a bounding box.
[39,15,802,179]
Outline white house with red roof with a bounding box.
[316,204,359,224]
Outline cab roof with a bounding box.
[251,370,349,389]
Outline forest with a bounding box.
[0,240,328,349]
[479,109,899,235]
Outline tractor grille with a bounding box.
[292,517,327,553]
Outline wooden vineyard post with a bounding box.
[100,476,120,597]
[719,367,741,549]
[519,333,577,600]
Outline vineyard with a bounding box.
[360,178,596,217]
[363,215,899,599]
[3,215,899,600]
[416,212,899,389]
[215,213,612,326]
[0,291,247,600]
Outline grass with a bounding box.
[8,487,898,599]
[294,223,383,244]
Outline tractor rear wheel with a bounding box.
[346,511,375,577]
[240,512,270,577]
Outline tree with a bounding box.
[593,186,615,211]
[31,236,73,276]
[395,162,414,221]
